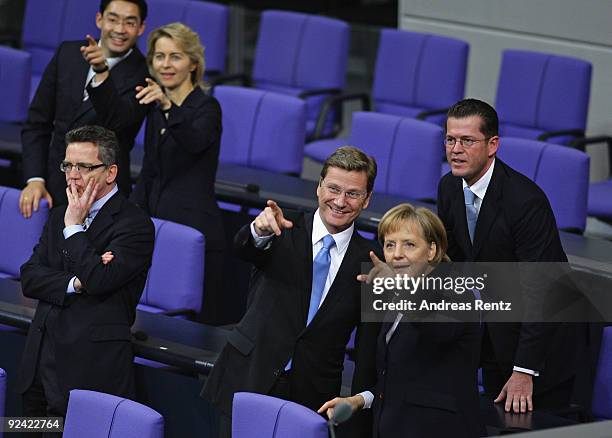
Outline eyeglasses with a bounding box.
[445,136,489,148]
[60,161,107,174]
[103,14,141,31]
[321,182,368,200]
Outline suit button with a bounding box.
[379,393,383,400]
[382,370,386,376]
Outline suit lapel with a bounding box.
[69,50,93,124]
[306,229,362,327]
[86,192,123,242]
[472,161,504,258]
[293,213,314,325]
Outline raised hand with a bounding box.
[357,251,395,283]
[64,179,100,228]
[80,34,107,71]
[19,181,53,218]
[135,78,171,110]
[253,200,293,236]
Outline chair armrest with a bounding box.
[416,107,449,120]
[570,135,612,176]
[297,87,341,99]
[158,308,197,319]
[312,92,372,140]
[209,73,251,93]
[537,128,584,142]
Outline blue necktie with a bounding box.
[307,234,336,326]
[285,235,336,371]
[463,187,478,243]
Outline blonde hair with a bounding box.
[377,203,450,264]
[146,22,208,90]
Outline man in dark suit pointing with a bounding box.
[203,146,381,437]
[17,125,155,418]
[19,0,149,218]
[437,99,576,414]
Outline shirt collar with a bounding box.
[97,40,132,69]
[312,208,353,253]
[89,184,118,218]
[462,158,495,200]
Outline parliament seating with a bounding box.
[232,392,327,438]
[0,46,31,123]
[63,389,164,438]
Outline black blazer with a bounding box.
[437,159,576,393]
[131,88,224,250]
[21,40,149,203]
[372,265,482,438]
[202,212,380,424]
[16,192,155,401]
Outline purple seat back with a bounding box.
[216,86,306,174]
[139,0,228,76]
[0,368,5,420]
[0,46,31,122]
[496,137,547,180]
[138,218,205,314]
[496,50,591,144]
[232,392,326,438]
[0,186,48,279]
[535,143,589,233]
[372,29,468,125]
[592,327,612,419]
[349,112,443,201]
[60,0,99,42]
[63,389,163,438]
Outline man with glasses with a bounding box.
[17,125,155,420]
[20,0,149,218]
[203,146,381,437]
[437,99,576,414]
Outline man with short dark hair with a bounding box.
[19,0,149,218]
[17,125,155,419]
[437,98,576,414]
[203,146,381,437]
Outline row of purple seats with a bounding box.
[63,389,163,438]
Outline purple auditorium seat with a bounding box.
[535,144,589,233]
[215,86,306,174]
[496,50,592,145]
[305,28,468,162]
[138,0,186,54]
[233,393,327,438]
[496,137,548,181]
[137,218,205,319]
[22,0,98,100]
[0,368,5,420]
[0,47,31,123]
[310,112,443,201]
[0,186,48,279]
[592,327,612,420]
[63,390,163,438]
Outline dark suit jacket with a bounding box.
[21,40,149,204]
[17,191,155,402]
[202,212,380,423]
[437,159,576,394]
[131,87,224,251]
[372,265,482,438]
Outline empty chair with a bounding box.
[137,218,205,319]
[232,392,327,438]
[21,0,98,99]
[496,138,589,233]
[0,186,48,279]
[139,0,227,77]
[496,50,591,145]
[308,112,443,201]
[213,10,349,139]
[63,389,163,438]
[305,28,468,162]
[215,86,306,174]
[0,46,31,122]
[592,327,612,420]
